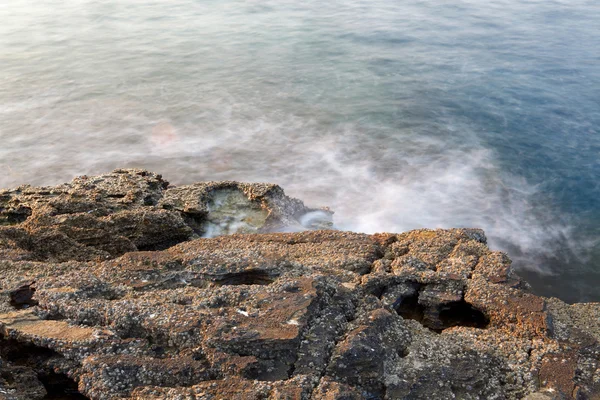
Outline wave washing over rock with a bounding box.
[0,169,598,400]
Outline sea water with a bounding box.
[1,0,599,302]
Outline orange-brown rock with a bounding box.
[0,170,598,400]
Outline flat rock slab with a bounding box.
[0,310,97,342]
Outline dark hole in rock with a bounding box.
[0,338,59,365]
[143,195,156,206]
[0,207,32,225]
[136,238,190,252]
[371,286,387,299]
[213,270,277,286]
[243,358,292,381]
[397,347,410,358]
[438,301,489,330]
[1,370,15,384]
[45,312,67,321]
[180,212,207,236]
[393,292,425,324]
[150,345,166,358]
[191,350,205,361]
[393,292,488,332]
[10,283,39,309]
[39,371,89,400]
[0,337,88,399]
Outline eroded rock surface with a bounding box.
[0,169,332,263]
[0,171,598,400]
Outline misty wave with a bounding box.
[0,94,583,276]
[143,112,583,277]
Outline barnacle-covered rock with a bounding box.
[0,171,598,400]
[0,169,332,262]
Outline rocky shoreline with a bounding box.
[0,169,598,399]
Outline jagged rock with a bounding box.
[0,169,332,262]
[0,171,598,400]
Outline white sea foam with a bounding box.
[0,95,583,275]
[159,115,581,276]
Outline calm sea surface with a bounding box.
[1,0,599,302]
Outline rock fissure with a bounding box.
[9,282,39,310]
[211,269,278,286]
[437,300,489,330]
[0,335,89,400]
[39,371,89,400]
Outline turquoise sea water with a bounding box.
[1,0,599,302]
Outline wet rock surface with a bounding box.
[0,170,598,399]
[0,169,331,263]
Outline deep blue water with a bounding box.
[1,0,599,302]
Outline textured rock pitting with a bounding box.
[0,169,331,263]
[0,170,598,400]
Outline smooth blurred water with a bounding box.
[1,0,599,302]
